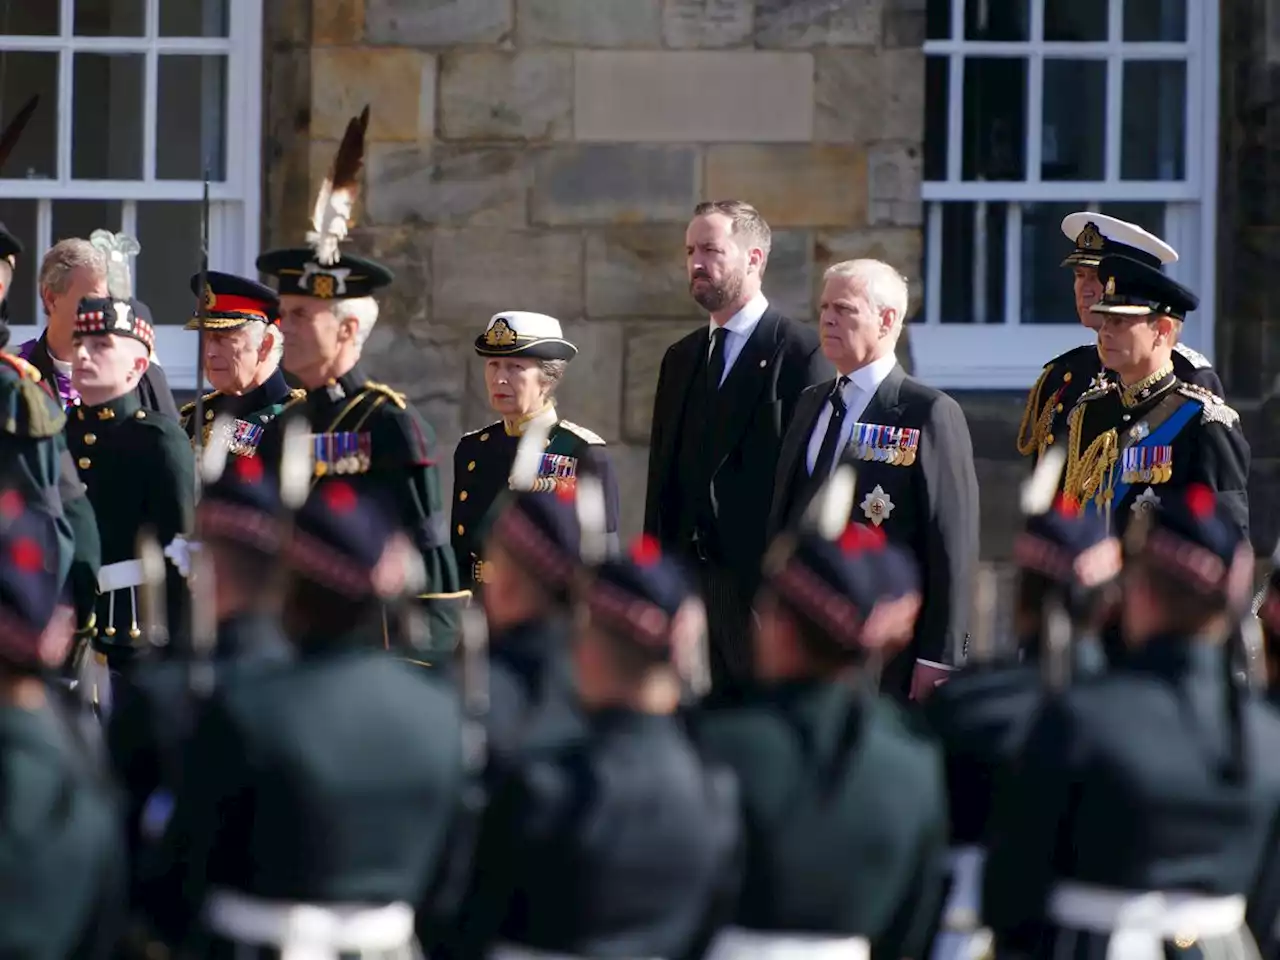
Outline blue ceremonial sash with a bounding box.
[1097,398,1201,520]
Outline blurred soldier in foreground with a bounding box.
[1018,213,1223,460]
[984,485,1280,958]
[257,107,466,653]
[138,476,463,958]
[0,487,124,957]
[696,505,948,960]
[450,535,740,960]
[179,271,304,455]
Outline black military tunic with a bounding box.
[1018,342,1224,460]
[451,414,619,593]
[695,681,949,960]
[1060,370,1249,540]
[179,368,305,454]
[66,390,195,664]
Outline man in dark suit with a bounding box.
[644,200,829,696]
[767,258,979,702]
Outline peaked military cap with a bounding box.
[1091,254,1199,320]
[475,311,578,361]
[583,535,692,658]
[1060,212,1178,269]
[197,454,284,556]
[186,270,280,331]
[484,487,582,597]
[0,488,63,668]
[75,296,155,352]
[256,247,393,301]
[0,222,23,265]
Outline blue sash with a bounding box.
[1092,398,1201,521]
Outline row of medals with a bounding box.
[853,443,917,467]
[314,451,372,477]
[1121,462,1172,485]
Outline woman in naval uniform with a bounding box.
[452,311,620,594]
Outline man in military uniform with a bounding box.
[1059,254,1249,540]
[66,240,194,690]
[137,477,463,958]
[178,270,304,456]
[1018,213,1224,459]
[454,311,619,593]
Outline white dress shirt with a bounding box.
[707,294,769,387]
[805,353,899,475]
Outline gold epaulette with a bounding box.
[362,381,407,410]
[179,389,221,419]
[0,352,41,382]
[1177,382,1240,428]
[557,419,605,445]
[1016,363,1056,457]
[1064,402,1119,510]
[461,420,502,440]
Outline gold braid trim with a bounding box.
[1065,402,1119,510]
[1016,364,1054,456]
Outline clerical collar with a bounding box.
[1120,361,1176,408]
[504,403,557,437]
[46,350,72,377]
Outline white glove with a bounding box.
[163,536,201,579]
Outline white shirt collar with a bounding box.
[47,348,72,376]
[708,293,769,340]
[841,352,898,394]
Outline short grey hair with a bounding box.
[243,322,285,366]
[823,259,910,332]
[39,239,106,298]
[537,359,568,396]
[333,297,379,350]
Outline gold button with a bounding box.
[1055,403,1063,413]
[480,432,489,442]
[1046,435,1055,445]
[459,490,468,501]
[135,409,146,419]
[457,524,465,535]
[205,410,214,421]
[77,457,91,469]
[84,433,97,445]
[1063,372,1073,383]
[467,461,476,471]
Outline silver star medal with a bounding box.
[1129,421,1150,442]
[860,484,895,527]
[1131,486,1161,515]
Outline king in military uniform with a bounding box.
[178,270,304,457]
[1059,255,1249,539]
[1018,212,1224,459]
[453,311,619,592]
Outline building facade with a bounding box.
[0,0,1274,558]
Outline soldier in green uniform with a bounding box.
[1059,255,1249,540]
[0,485,125,957]
[178,270,305,456]
[451,535,741,960]
[66,240,195,698]
[454,312,619,592]
[1018,213,1224,460]
[692,517,948,960]
[137,476,463,958]
[983,485,1280,958]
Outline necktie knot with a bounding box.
[830,376,850,416]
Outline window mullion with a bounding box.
[925,202,943,327]
[1005,203,1023,326]
[34,199,51,327]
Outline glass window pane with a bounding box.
[1099,202,1166,241]
[925,56,949,181]
[0,3,59,35]
[51,200,123,247]
[159,0,229,36]
[1042,60,1106,180]
[965,0,1029,40]
[136,202,201,327]
[963,57,1026,181]
[0,200,40,328]
[72,54,144,180]
[1045,0,1107,41]
[157,56,227,181]
[927,0,951,39]
[1121,61,1186,181]
[74,0,144,36]
[934,201,1009,324]
[1021,201,1089,326]
[1124,0,1186,41]
[0,53,57,180]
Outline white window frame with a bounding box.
[916,0,1219,390]
[0,0,263,390]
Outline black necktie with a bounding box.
[810,377,851,480]
[707,326,728,392]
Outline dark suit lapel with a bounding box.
[657,333,704,478]
[778,383,830,526]
[28,332,57,386]
[711,310,783,471]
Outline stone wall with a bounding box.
[263,0,926,541]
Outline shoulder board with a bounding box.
[179,389,221,418]
[0,352,42,382]
[1173,342,1211,369]
[361,381,407,410]
[287,387,307,401]
[461,420,503,441]
[557,420,605,445]
[1176,382,1239,427]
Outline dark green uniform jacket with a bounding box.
[694,681,949,960]
[451,710,741,960]
[66,390,194,663]
[0,697,125,959]
[178,367,305,455]
[262,363,467,653]
[983,640,1280,956]
[139,641,464,952]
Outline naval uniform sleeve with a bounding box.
[917,393,980,666]
[1184,415,1250,544]
[577,442,621,543]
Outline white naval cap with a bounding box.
[1060,212,1178,269]
[474,311,578,361]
